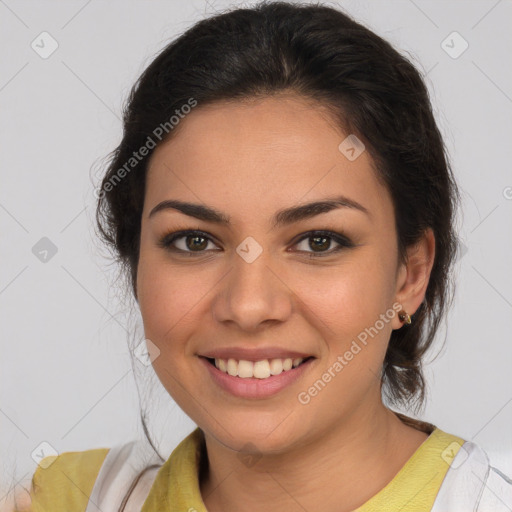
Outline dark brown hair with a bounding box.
[95,0,460,444]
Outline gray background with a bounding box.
[1,0,511,502]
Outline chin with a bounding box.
[206,416,305,455]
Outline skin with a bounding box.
[136,93,436,512]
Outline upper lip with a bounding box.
[199,347,315,362]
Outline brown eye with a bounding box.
[184,234,209,251]
[158,229,354,258]
[158,230,218,254]
[293,230,354,257]
[309,235,331,252]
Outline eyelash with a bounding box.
[157,229,354,258]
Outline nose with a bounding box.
[211,249,293,331]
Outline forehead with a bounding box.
[144,94,393,227]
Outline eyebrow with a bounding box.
[148,194,371,227]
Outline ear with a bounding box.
[392,228,436,330]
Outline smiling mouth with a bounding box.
[202,356,315,379]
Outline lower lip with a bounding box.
[199,356,315,399]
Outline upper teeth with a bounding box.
[214,357,305,379]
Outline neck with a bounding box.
[199,403,429,512]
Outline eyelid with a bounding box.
[158,228,354,257]
[157,229,221,252]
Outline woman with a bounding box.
[20,1,512,511]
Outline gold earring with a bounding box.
[398,310,412,324]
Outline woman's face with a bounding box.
[137,94,415,453]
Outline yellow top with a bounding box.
[28,426,465,511]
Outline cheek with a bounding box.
[295,272,393,413]
[136,256,205,402]
[296,255,393,333]
[292,256,394,388]
[136,253,207,350]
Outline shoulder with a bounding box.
[28,446,110,511]
[458,441,512,511]
[26,439,165,512]
[432,435,512,511]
